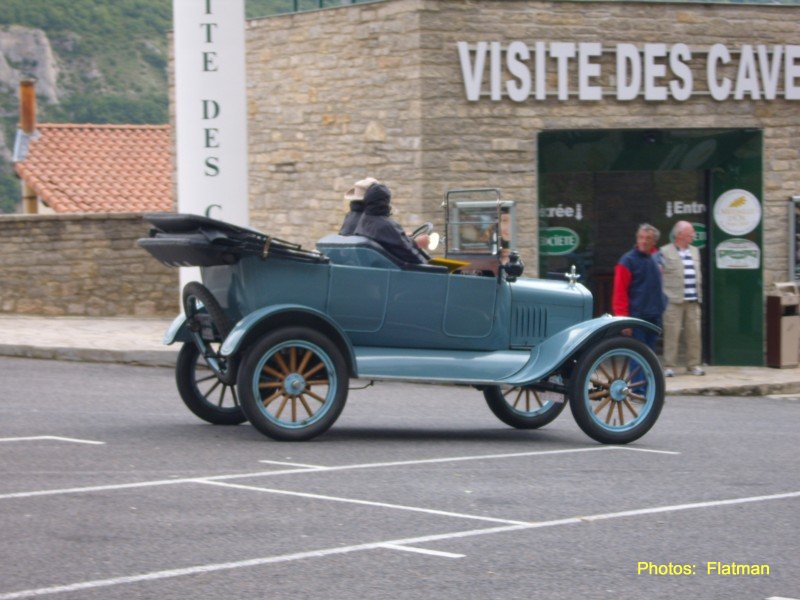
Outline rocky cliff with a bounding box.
[0,25,59,105]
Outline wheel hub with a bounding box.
[609,379,629,401]
[283,373,306,396]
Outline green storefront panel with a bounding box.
[538,129,763,366]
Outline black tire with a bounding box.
[182,281,232,340]
[176,342,246,425]
[484,383,567,429]
[568,337,664,444]
[237,326,348,441]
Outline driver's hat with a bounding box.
[344,177,379,201]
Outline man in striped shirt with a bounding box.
[660,221,704,377]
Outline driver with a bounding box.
[354,183,430,265]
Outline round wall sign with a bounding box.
[668,222,707,249]
[539,227,580,256]
[690,222,707,249]
[713,189,761,236]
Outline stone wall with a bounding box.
[0,214,178,316]
[244,0,799,286]
[245,0,427,247]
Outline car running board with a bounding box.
[353,346,530,385]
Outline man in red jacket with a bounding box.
[612,223,666,350]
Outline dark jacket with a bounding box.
[612,247,666,318]
[354,184,428,265]
[339,200,364,235]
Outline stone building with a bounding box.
[0,81,177,317]
[222,0,800,365]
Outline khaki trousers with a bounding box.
[663,301,702,370]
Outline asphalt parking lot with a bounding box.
[1,356,798,599]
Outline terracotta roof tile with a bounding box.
[14,124,173,214]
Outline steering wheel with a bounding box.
[410,222,434,239]
[410,221,440,252]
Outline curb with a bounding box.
[2,345,800,396]
[666,381,800,397]
[0,344,178,368]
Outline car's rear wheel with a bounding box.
[176,342,246,425]
[568,337,664,444]
[237,326,348,441]
[483,380,566,429]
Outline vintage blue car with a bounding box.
[139,190,664,444]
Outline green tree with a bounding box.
[0,165,20,214]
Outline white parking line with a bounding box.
[0,523,530,600]
[0,445,677,501]
[0,436,105,445]
[0,479,186,501]
[195,479,529,525]
[258,459,325,469]
[766,393,800,400]
[380,544,465,558]
[581,490,800,523]
[612,447,680,455]
[2,489,797,600]
[249,446,680,475]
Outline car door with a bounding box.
[380,270,502,350]
[327,264,390,333]
[442,274,498,338]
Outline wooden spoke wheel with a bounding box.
[483,377,566,429]
[568,337,664,444]
[237,326,348,441]
[175,342,245,425]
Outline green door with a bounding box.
[707,133,763,365]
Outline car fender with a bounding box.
[500,314,660,386]
[163,314,192,345]
[220,304,357,375]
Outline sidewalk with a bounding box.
[0,315,177,368]
[1,315,799,397]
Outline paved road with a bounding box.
[1,357,798,600]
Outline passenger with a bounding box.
[354,183,430,265]
[339,177,378,235]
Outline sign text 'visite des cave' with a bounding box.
[458,42,800,102]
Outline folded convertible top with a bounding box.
[138,213,329,267]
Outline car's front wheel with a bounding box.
[568,337,664,444]
[237,326,348,441]
[483,381,567,429]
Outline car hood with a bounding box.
[508,277,593,348]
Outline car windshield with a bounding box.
[444,189,515,258]
[449,205,497,254]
